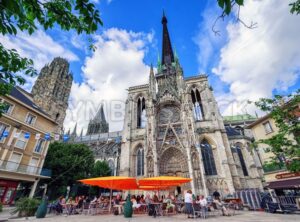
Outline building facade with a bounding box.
[248,114,298,185]
[72,15,263,196]
[0,58,72,204]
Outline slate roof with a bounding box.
[1,79,50,117]
[225,126,242,137]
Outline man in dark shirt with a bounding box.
[213,190,221,200]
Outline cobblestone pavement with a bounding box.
[5,211,300,222]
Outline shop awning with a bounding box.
[268,178,300,189]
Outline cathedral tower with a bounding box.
[31,57,73,132]
[119,13,263,195]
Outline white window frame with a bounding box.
[27,157,40,175]
[25,112,37,126]
[14,130,29,150]
[7,151,23,171]
[34,138,46,154]
[263,121,273,134]
[1,99,14,115]
[0,121,11,144]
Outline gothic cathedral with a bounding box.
[119,14,263,195]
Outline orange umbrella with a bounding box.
[79,176,138,212]
[138,176,192,187]
[79,176,138,190]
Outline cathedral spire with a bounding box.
[161,11,174,65]
[86,104,109,135]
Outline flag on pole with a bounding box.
[63,134,69,142]
[24,132,30,139]
[54,134,60,141]
[35,133,41,140]
[45,133,50,140]
[3,131,9,138]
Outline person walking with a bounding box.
[185,190,193,218]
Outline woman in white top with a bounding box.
[184,190,193,218]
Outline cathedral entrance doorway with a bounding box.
[159,147,191,192]
[159,147,189,177]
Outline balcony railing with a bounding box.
[0,160,52,177]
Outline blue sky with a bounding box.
[66,0,219,81]
[1,0,299,132]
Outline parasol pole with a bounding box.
[109,188,112,213]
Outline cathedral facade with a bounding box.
[119,15,263,195]
[71,15,263,195]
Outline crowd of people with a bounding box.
[49,190,233,217]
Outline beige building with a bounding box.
[0,58,72,204]
[248,114,294,185]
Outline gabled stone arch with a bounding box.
[159,147,189,177]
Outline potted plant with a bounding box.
[11,198,41,217]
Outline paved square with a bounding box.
[6,211,300,222]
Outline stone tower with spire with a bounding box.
[119,13,263,195]
[86,105,109,135]
[31,57,73,132]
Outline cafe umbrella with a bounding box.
[79,176,138,211]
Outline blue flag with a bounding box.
[24,132,30,139]
[3,131,9,138]
[45,133,51,140]
[63,134,69,142]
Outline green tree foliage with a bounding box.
[92,160,111,177]
[89,160,111,196]
[43,142,95,197]
[254,90,300,172]
[216,0,300,16]
[290,0,300,14]
[0,0,102,114]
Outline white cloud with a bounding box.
[197,0,300,117]
[64,28,152,133]
[1,30,79,91]
[193,3,227,73]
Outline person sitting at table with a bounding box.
[153,195,159,203]
[66,197,77,214]
[114,194,122,205]
[136,195,141,204]
[113,194,123,215]
[213,198,229,216]
[90,196,98,204]
[166,199,175,213]
[131,195,141,209]
[145,194,152,205]
[140,195,145,204]
[77,196,84,210]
